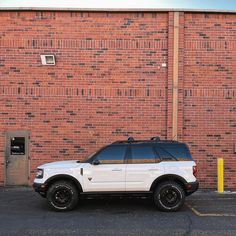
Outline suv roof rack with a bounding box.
[127,136,161,142]
[111,136,178,145]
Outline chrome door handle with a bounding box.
[112,169,122,171]
[148,168,159,171]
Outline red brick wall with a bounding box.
[0,11,235,188]
[183,13,236,188]
[0,11,169,184]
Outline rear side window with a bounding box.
[155,143,192,161]
[93,146,126,164]
[155,146,174,161]
[130,145,157,163]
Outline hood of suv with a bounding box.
[38,160,80,169]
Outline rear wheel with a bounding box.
[153,181,185,212]
[47,181,79,211]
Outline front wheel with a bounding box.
[153,181,185,212]
[47,181,79,211]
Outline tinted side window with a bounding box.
[94,146,126,164]
[155,143,192,160]
[155,146,174,161]
[130,145,156,163]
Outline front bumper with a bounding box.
[33,182,47,198]
[184,181,199,196]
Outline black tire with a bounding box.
[47,181,79,211]
[153,181,185,212]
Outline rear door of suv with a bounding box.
[125,144,165,191]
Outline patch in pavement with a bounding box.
[186,196,236,217]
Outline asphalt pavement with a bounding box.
[0,187,236,236]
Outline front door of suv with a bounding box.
[83,145,127,192]
[125,145,164,191]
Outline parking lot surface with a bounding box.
[1,187,236,236]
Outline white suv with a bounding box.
[33,137,198,212]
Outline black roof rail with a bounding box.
[111,140,179,145]
[111,136,178,145]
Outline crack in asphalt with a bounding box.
[183,212,193,236]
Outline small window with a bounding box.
[93,146,126,164]
[40,55,56,65]
[11,137,25,155]
[130,145,156,163]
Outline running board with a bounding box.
[80,191,153,197]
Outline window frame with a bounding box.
[127,144,161,164]
[88,145,128,164]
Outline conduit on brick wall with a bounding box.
[172,12,179,141]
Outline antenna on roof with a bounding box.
[150,137,161,141]
[127,137,134,141]
[172,135,177,141]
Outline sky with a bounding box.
[0,0,236,11]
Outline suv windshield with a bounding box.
[80,150,99,163]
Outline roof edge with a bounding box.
[0,7,236,13]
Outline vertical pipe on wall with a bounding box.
[172,12,180,140]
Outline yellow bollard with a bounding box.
[217,158,224,193]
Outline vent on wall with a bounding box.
[40,55,56,65]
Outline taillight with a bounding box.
[193,165,197,177]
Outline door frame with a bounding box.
[5,130,30,186]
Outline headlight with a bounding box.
[35,169,44,179]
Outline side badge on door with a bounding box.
[88,177,92,181]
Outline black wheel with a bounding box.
[47,181,79,211]
[153,181,185,212]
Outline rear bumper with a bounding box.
[184,181,199,196]
[33,182,47,197]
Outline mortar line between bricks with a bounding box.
[185,203,236,217]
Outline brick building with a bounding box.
[0,4,236,188]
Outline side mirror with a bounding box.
[92,160,100,165]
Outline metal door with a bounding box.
[5,131,29,186]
